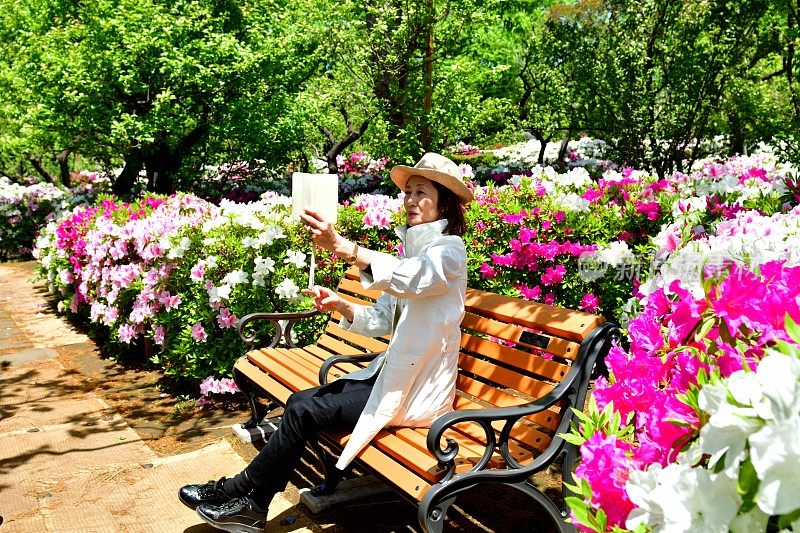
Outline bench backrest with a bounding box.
[323,268,605,465]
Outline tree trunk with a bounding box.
[57,149,71,188]
[143,124,210,194]
[557,129,572,163]
[28,156,55,183]
[319,107,371,173]
[113,150,144,197]
[728,110,746,156]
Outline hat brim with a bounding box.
[390,166,473,204]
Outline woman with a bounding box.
[179,152,473,533]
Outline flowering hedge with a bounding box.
[33,189,407,381]
[31,147,799,384]
[564,201,800,531]
[0,172,109,259]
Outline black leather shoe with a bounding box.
[178,478,234,510]
[197,497,267,533]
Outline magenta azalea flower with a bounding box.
[574,433,638,527]
[579,292,600,313]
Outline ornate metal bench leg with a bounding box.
[233,365,272,429]
[419,496,456,533]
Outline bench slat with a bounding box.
[465,289,604,342]
[455,374,561,431]
[460,312,581,361]
[248,349,317,391]
[460,332,571,379]
[324,322,390,353]
[459,352,556,400]
[303,344,367,378]
[336,277,383,300]
[235,356,293,404]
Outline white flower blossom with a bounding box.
[626,462,739,533]
[260,225,286,246]
[223,269,249,286]
[167,236,191,259]
[275,278,299,300]
[284,249,306,269]
[207,283,232,303]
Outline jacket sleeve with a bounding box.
[338,291,395,338]
[360,238,466,300]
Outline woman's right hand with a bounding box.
[301,208,346,255]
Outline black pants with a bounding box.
[243,374,377,506]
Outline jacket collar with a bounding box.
[394,219,448,258]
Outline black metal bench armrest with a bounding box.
[319,352,384,386]
[426,369,584,480]
[237,309,320,348]
[426,322,620,481]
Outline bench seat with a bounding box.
[233,267,618,532]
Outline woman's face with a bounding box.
[403,175,440,227]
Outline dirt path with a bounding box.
[0,261,559,532]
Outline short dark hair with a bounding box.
[432,181,467,236]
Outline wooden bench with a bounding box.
[233,267,619,533]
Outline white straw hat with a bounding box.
[390,152,473,204]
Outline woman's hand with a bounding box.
[300,208,346,255]
[302,285,354,321]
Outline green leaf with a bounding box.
[785,313,800,344]
[737,458,759,513]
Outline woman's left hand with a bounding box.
[300,208,345,254]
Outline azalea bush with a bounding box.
[32,185,412,382]
[0,171,109,259]
[190,161,290,204]
[464,165,679,319]
[336,152,393,200]
[34,192,343,380]
[565,240,800,530]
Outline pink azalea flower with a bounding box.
[216,307,238,329]
[190,263,205,282]
[191,322,207,342]
[479,262,497,278]
[574,433,637,528]
[540,264,566,286]
[118,323,136,343]
[517,284,541,301]
[635,201,661,221]
[159,292,182,311]
[153,325,166,345]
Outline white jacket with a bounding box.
[335,219,467,469]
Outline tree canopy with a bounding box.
[0,0,797,191]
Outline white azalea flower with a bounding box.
[207,283,232,303]
[260,225,285,246]
[242,236,260,249]
[284,250,306,269]
[626,463,739,533]
[753,350,800,422]
[224,269,249,286]
[254,256,276,275]
[698,379,761,476]
[275,278,299,300]
[728,506,769,533]
[748,416,800,515]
